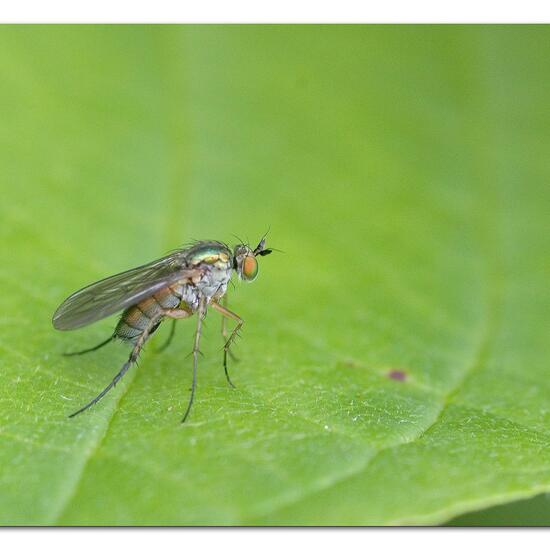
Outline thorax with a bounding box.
[176,245,233,310]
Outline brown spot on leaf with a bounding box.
[388,369,408,382]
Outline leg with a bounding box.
[63,335,114,357]
[221,295,239,362]
[157,319,177,352]
[158,306,193,351]
[68,313,163,418]
[210,300,244,389]
[181,297,206,423]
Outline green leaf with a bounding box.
[447,493,550,526]
[1,25,549,526]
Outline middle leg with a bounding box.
[156,319,177,352]
[178,297,207,424]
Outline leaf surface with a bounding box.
[0,25,549,525]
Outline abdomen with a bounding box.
[115,286,183,344]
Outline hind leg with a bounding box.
[69,313,163,418]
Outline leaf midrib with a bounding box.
[49,30,193,525]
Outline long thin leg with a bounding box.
[221,295,239,363]
[63,335,114,357]
[68,313,163,418]
[181,298,206,423]
[157,319,177,352]
[210,301,243,389]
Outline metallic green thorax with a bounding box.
[183,241,232,267]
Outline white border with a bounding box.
[1,0,550,23]
[1,528,549,550]
[0,1,548,544]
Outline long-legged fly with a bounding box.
[52,237,273,423]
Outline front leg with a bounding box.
[221,294,239,362]
[210,300,244,389]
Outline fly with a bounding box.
[52,237,273,423]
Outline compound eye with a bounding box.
[242,254,258,281]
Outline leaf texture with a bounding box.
[0,25,549,525]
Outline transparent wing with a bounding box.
[52,251,198,330]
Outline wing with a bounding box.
[52,251,198,330]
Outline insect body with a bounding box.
[52,238,273,422]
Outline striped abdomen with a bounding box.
[115,285,186,343]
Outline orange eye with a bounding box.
[242,255,258,281]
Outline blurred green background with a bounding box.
[0,25,549,525]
